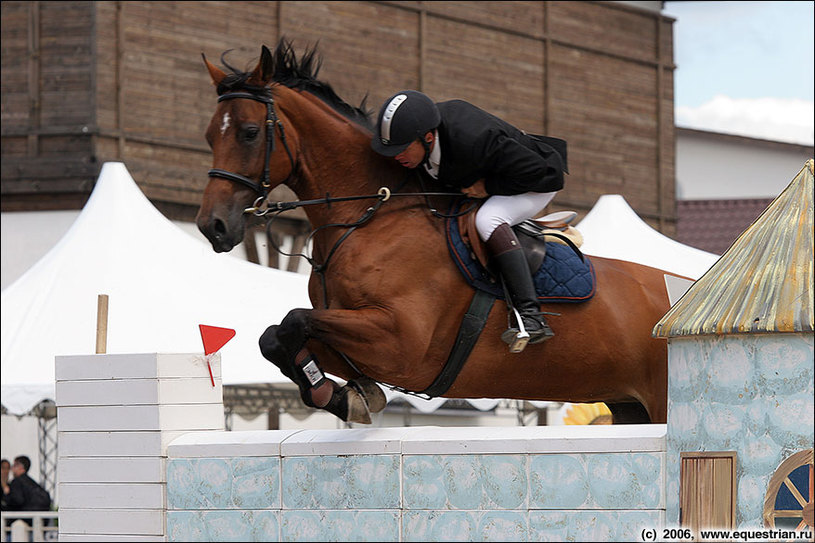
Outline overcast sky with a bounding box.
[663,1,814,145]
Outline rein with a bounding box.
[244,186,471,217]
[258,176,477,281]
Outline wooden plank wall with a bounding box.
[1,1,97,209]
[0,0,676,232]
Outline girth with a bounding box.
[419,289,496,397]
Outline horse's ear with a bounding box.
[247,45,274,86]
[202,53,227,87]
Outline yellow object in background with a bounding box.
[563,402,613,425]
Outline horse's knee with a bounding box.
[278,308,312,352]
[259,325,285,365]
[260,326,299,383]
[259,309,311,365]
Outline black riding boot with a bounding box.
[487,224,555,351]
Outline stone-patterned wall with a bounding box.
[665,333,815,528]
[166,425,666,542]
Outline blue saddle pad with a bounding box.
[446,216,596,303]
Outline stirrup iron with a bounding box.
[505,306,530,353]
[499,276,531,353]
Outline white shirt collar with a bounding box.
[424,130,441,179]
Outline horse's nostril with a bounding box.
[213,218,227,236]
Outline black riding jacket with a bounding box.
[423,100,568,196]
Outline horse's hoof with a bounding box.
[348,377,387,413]
[345,387,373,424]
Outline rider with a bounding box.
[370,90,568,350]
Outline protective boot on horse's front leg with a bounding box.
[258,325,297,381]
[486,223,554,351]
[290,350,374,424]
[293,351,376,424]
[259,308,324,400]
[259,317,332,410]
[259,309,313,373]
[258,316,374,424]
[292,349,336,409]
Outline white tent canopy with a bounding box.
[576,194,719,280]
[1,163,311,415]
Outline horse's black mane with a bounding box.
[216,39,373,130]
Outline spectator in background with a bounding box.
[0,458,11,511]
[3,456,51,514]
[0,459,7,543]
[0,458,9,510]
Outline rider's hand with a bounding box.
[461,179,488,198]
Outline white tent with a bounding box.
[1,163,311,415]
[576,194,719,280]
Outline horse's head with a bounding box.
[197,45,297,252]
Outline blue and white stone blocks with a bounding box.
[166,425,666,542]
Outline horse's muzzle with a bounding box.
[196,214,243,253]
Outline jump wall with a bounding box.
[54,352,667,542]
[165,425,666,541]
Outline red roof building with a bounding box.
[676,198,773,255]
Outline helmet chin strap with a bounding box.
[419,135,432,168]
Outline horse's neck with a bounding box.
[279,90,389,226]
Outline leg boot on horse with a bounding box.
[486,223,554,351]
[259,313,385,424]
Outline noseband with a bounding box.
[207,90,296,206]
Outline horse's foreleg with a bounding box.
[606,402,652,424]
[258,308,384,424]
[258,309,334,406]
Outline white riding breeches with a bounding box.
[475,191,558,241]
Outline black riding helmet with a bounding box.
[371,90,441,157]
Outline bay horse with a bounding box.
[196,41,670,424]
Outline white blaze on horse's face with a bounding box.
[220,112,231,136]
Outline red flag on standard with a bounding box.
[198,324,236,355]
[199,325,235,387]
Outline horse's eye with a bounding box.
[242,126,260,142]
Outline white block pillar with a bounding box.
[56,353,224,542]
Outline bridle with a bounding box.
[205,88,473,219]
[207,90,296,210]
